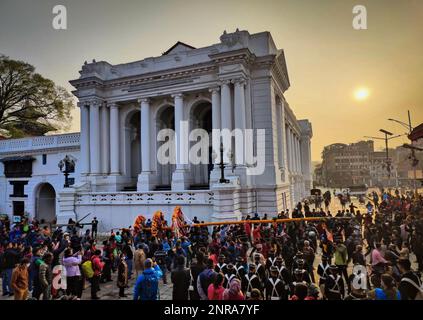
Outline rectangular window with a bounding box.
[42,154,47,165]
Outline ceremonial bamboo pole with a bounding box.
[138,216,351,232]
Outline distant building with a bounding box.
[321,140,422,188]
[321,141,373,188]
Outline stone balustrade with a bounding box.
[75,190,214,206]
[0,133,80,154]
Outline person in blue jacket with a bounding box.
[133,258,163,300]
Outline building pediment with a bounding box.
[162,41,196,55]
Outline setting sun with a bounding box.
[354,87,370,101]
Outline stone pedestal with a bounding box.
[211,176,242,221]
[171,169,190,191]
[137,172,155,191]
[57,188,77,224]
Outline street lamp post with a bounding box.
[388,110,419,196]
[364,129,403,191]
[219,141,229,184]
[58,155,76,188]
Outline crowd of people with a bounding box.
[0,189,422,301]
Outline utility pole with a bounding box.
[364,130,403,191]
[389,110,418,196]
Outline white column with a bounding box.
[294,134,300,173]
[279,101,288,180]
[285,125,291,172]
[79,103,90,176]
[171,93,189,190]
[289,129,295,173]
[211,87,221,132]
[109,103,120,175]
[293,134,298,173]
[89,100,101,175]
[101,103,110,174]
[296,137,302,173]
[138,98,154,191]
[140,99,151,172]
[209,87,222,184]
[220,80,232,165]
[174,94,185,170]
[233,78,246,166]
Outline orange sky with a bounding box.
[1,0,422,161]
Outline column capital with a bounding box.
[232,78,247,86]
[209,86,220,93]
[77,101,87,108]
[137,97,150,104]
[88,98,103,108]
[106,101,119,109]
[171,93,184,99]
[219,79,231,86]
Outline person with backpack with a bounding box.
[397,258,423,300]
[171,255,191,300]
[197,259,217,300]
[91,249,104,300]
[133,258,163,300]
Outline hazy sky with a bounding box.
[1,0,422,161]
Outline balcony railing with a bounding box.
[75,190,215,206]
[0,133,80,154]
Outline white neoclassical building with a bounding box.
[0,30,312,231]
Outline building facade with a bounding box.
[0,30,313,231]
[321,140,423,189]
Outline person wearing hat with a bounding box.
[291,268,309,293]
[223,263,237,289]
[214,254,228,274]
[324,265,345,300]
[242,263,262,298]
[317,255,331,296]
[253,253,266,283]
[291,251,307,274]
[235,256,246,280]
[275,256,292,285]
[294,259,311,284]
[265,266,289,300]
[265,249,277,272]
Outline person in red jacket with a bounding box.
[91,250,104,300]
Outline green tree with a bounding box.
[0,55,73,138]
